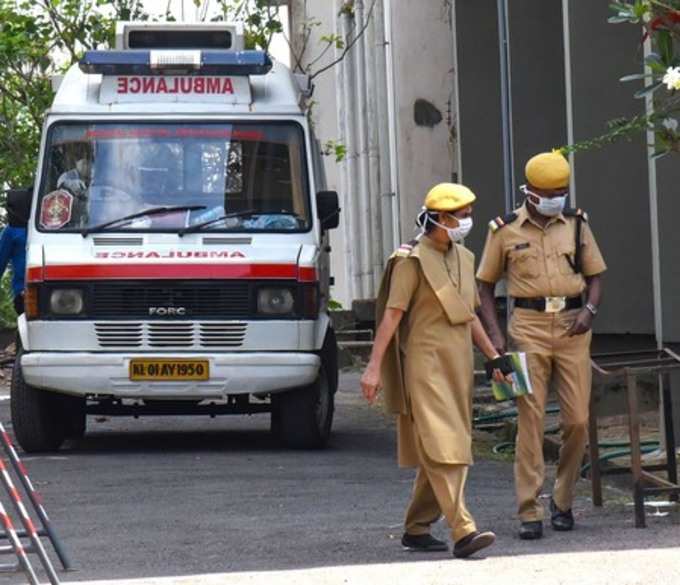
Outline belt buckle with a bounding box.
[545,296,566,313]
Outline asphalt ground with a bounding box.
[0,371,677,584]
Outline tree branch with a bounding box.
[307,38,335,69]
[283,16,315,74]
[37,0,80,63]
[310,0,377,81]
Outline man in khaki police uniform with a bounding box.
[476,151,606,540]
[361,183,506,558]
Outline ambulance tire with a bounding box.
[323,327,339,395]
[11,350,66,452]
[62,395,86,440]
[278,362,334,449]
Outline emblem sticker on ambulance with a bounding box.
[40,189,74,229]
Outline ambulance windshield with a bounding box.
[37,122,311,233]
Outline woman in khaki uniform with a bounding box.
[361,183,505,559]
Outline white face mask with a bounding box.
[520,185,567,217]
[429,216,474,242]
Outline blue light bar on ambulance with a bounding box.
[79,50,272,76]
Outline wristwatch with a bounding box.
[585,302,598,316]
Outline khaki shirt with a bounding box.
[476,203,606,298]
[378,236,479,466]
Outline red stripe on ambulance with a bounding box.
[27,263,317,282]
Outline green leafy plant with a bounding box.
[0,0,151,191]
[564,1,680,157]
[0,274,17,329]
[322,139,347,163]
[328,298,344,311]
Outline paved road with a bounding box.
[0,372,677,584]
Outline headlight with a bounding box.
[257,288,295,315]
[50,289,84,315]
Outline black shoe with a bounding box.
[518,521,543,540]
[453,530,496,559]
[550,498,574,531]
[401,532,448,552]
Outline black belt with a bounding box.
[514,296,582,312]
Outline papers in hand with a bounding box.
[491,352,533,401]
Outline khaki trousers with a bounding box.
[509,308,592,522]
[403,429,477,542]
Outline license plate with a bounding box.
[129,359,209,381]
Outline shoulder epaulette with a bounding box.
[489,212,518,233]
[563,207,589,222]
[393,239,419,258]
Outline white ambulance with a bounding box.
[11,22,340,452]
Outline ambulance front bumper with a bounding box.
[20,352,320,398]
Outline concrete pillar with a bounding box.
[388,0,458,240]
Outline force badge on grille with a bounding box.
[149,307,187,316]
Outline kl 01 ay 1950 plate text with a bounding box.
[129,359,209,381]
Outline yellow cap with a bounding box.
[424,183,476,212]
[525,151,570,189]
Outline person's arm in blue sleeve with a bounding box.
[9,227,27,297]
[0,227,13,280]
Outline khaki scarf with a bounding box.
[376,240,475,415]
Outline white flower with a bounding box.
[663,118,679,132]
[662,66,680,91]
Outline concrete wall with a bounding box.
[508,0,567,199]
[457,0,657,337]
[291,0,669,342]
[455,0,504,255]
[656,155,680,342]
[568,0,654,335]
[455,0,567,255]
[388,1,457,239]
[289,0,461,305]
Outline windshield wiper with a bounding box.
[81,205,207,237]
[178,209,258,237]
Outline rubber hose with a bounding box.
[580,445,659,475]
[596,439,659,449]
[492,442,515,455]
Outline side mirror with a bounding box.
[6,186,33,227]
[316,190,340,231]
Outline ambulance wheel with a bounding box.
[279,363,334,449]
[323,328,339,395]
[62,395,86,440]
[10,350,66,452]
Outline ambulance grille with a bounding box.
[199,323,248,347]
[95,322,247,349]
[90,281,252,318]
[147,323,194,347]
[95,323,143,348]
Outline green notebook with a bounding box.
[491,352,533,401]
